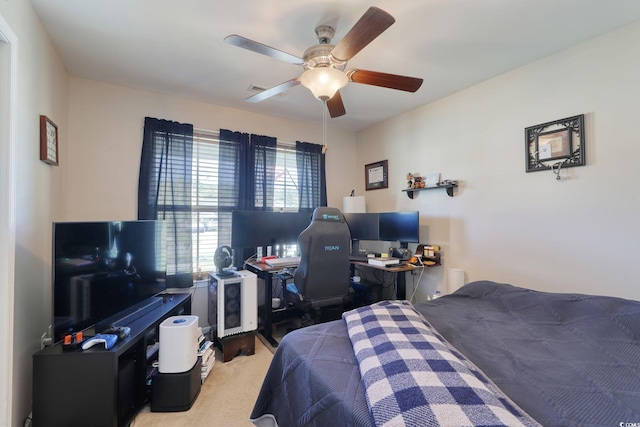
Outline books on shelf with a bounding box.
[368,257,401,267]
[199,344,214,362]
[201,356,215,381]
[199,340,215,381]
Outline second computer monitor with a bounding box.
[378,211,420,247]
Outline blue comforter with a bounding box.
[250,281,640,426]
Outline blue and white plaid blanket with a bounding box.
[343,300,541,427]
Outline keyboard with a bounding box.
[265,256,301,267]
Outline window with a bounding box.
[191,131,301,274]
[273,145,299,210]
[191,132,219,276]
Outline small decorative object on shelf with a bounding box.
[407,172,442,190]
[412,173,424,188]
[424,172,440,187]
[402,179,459,199]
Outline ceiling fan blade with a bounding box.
[330,7,395,62]
[245,79,301,102]
[347,69,423,92]
[224,35,304,66]
[326,91,346,118]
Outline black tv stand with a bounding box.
[96,295,163,332]
[32,293,192,427]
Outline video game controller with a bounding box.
[81,333,119,350]
[102,326,131,340]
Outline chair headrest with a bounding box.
[311,207,345,222]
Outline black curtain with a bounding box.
[296,141,327,212]
[219,130,277,266]
[138,117,194,288]
[218,129,249,265]
[252,134,278,210]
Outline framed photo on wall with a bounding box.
[537,128,570,161]
[525,114,585,173]
[40,115,59,166]
[365,160,388,191]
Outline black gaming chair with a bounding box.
[286,207,352,320]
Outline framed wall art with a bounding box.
[365,160,388,191]
[525,114,585,173]
[40,115,59,166]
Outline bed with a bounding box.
[250,281,640,426]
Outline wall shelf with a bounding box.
[402,183,458,199]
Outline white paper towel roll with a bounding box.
[447,268,465,294]
[342,196,366,213]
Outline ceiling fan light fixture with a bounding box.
[300,67,348,101]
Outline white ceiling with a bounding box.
[31,0,640,132]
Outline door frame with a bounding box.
[0,12,18,427]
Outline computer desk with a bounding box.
[247,259,429,345]
[243,259,299,348]
[351,261,424,300]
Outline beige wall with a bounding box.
[66,78,358,220]
[0,2,69,426]
[3,2,640,424]
[358,20,640,301]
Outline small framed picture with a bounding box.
[365,160,388,191]
[424,172,440,187]
[537,128,571,161]
[40,115,59,166]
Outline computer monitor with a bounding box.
[343,213,379,241]
[378,211,420,248]
[231,210,311,250]
[343,213,379,255]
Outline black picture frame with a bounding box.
[365,160,388,191]
[525,114,585,173]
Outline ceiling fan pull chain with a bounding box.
[322,100,328,154]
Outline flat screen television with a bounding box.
[378,211,420,247]
[52,220,166,342]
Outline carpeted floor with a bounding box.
[132,334,273,427]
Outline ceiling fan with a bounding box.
[224,6,423,118]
